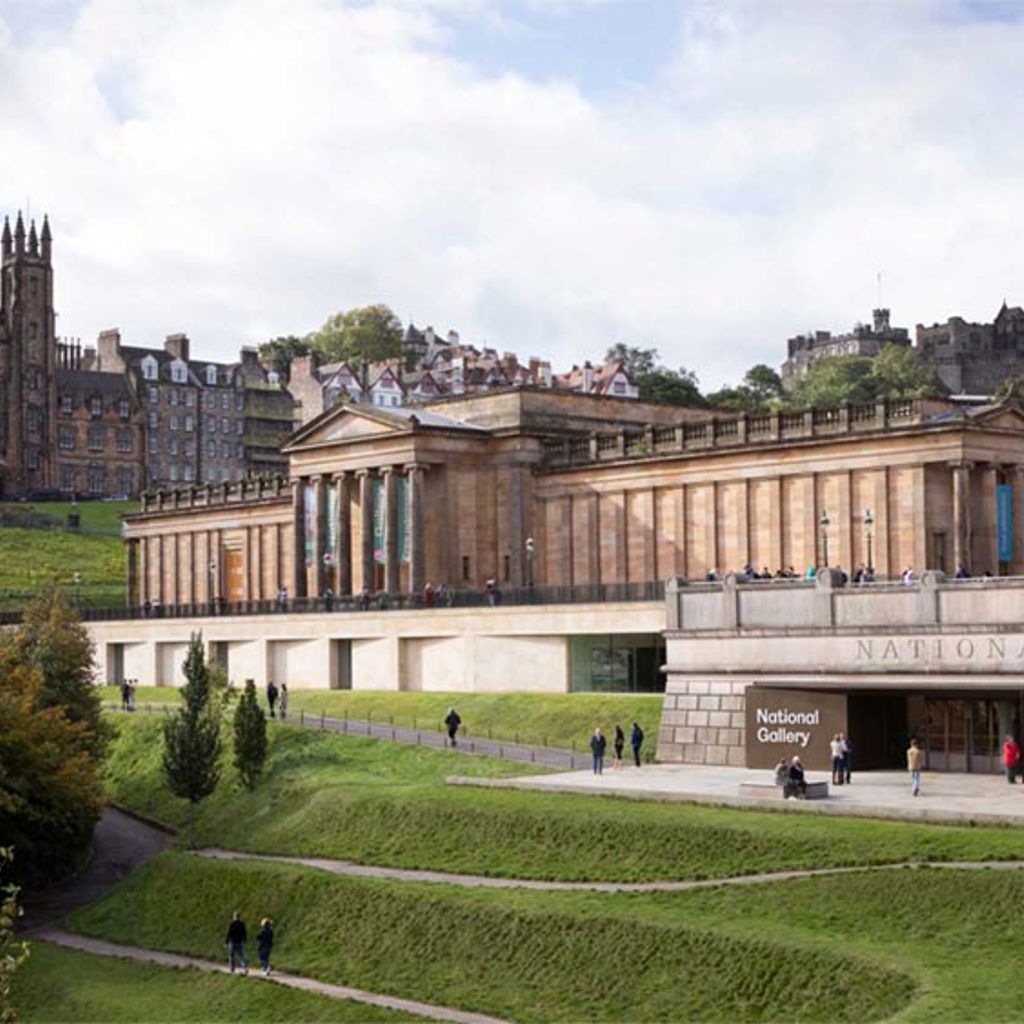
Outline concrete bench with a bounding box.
[738,781,830,800]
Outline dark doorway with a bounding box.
[848,693,908,769]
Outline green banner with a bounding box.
[303,483,315,568]
[372,477,385,564]
[325,481,339,565]
[397,474,409,564]
[372,474,409,565]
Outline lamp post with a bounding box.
[72,571,82,607]
[819,510,830,569]
[864,508,874,573]
[323,552,334,599]
[525,537,535,590]
[208,558,217,609]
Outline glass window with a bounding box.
[26,407,40,433]
[236,393,244,412]
[118,400,131,420]
[117,468,133,496]
[90,397,102,417]
[61,395,73,415]
[117,430,132,453]
[236,420,244,435]
[169,414,178,431]
[60,463,75,491]
[221,417,229,433]
[220,393,229,411]
[168,437,179,455]
[207,438,216,456]
[184,415,194,432]
[88,425,105,451]
[148,435,158,454]
[148,411,158,428]
[184,464,195,482]
[87,464,105,494]
[186,390,195,407]
[568,634,666,693]
[149,385,159,403]
[206,365,218,385]
[58,425,75,450]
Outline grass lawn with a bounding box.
[99,688,663,755]
[0,499,137,535]
[71,853,915,1024]
[106,716,1024,882]
[15,941,415,1022]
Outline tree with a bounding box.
[0,848,29,1024]
[310,305,403,365]
[233,679,268,792]
[0,656,102,886]
[638,367,708,407]
[162,634,222,836]
[258,335,314,381]
[706,364,785,412]
[604,343,659,378]
[786,355,877,408]
[994,374,1024,402]
[870,344,947,398]
[9,581,106,758]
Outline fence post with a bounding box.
[320,711,325,731]
[300,709,305,727]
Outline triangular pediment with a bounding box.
[968,401,1024,432]
[284,402,409,451]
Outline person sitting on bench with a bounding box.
[784,755,807,799]
[773,757,789,787]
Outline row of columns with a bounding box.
[291,464,426,598]
[951,461,1024,574]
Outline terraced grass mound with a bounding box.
[71,853,916,1024]
[105,717,1024,882]
[15,942,414,1022]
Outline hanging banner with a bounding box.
[997,483,1013,562]
[325,481,339,566]
[372,477,385,564]
[304,482,316,568]
[397,474,409,564]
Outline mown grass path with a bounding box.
[34,930,511,1024]
[197,846,1024,891]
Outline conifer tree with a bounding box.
[233,679,268,792]
[162,634,221,837]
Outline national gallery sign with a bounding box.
[852,635,1024,667]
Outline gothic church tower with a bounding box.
[0,212,56,497]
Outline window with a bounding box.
[149,386,159,404]
[184,465,195,482]
[221,440,230,459]
[141,356,158,381]
[58,425,75,450]
[184,440,195,457]
[87,464,105,495]
[25,368,38,390]
[26,407,40,433]
[204,392,214,410]
[185,390,195,407]
[206,467,217,482]
[60,464,75,491]
[236,443,244,459]
[117,469,133,496]
[171,361,187,383]
[90,397,102,418]
[236,420,244,435]
[148,435,158,455]
[148,411,159,429]
[613,380,626,395]
[26,449,40,470]
[235,393,244,412]
[169,414,179,431]
[117,430,132,453]
[169,389,179,406]
[220,393,229,411]
[61,395,73,415]
[221,417,229,434]
[206,365,218,386]
[169,464,179,482]
[168,437,179,456]
[184,415,194,433]
[207,438,216,457]
[118,400,130,420]
[88,425,105,451]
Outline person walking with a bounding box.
[630,721,644,767]
[225,911,248,974]
[445,707,461,747]
[120,679,130,712]
[1003,734,1021,784]
[590,727,607,775]
[841,732,853,784]
[612,725,625,770]
[256,917,274,977]
[279,682,288,721]
[266,680,278,719]
[907,738,923,796]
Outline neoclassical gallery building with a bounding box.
[92,389,1024,772]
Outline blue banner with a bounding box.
[997,483,1013,562]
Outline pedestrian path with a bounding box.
[34,929,513,1024]
[194,846,1024,893]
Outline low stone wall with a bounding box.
[656,678,748,766]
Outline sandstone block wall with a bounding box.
[657,679,748,766]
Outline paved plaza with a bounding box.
[460,764,1024,826]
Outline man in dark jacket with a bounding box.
[590,727,607,775]
[445,708,461,747]
[266,681,278,719]
[630,722,644,767]
[225,911,248,974]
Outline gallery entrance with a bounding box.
[915,695,1023,773]
[847,692,908,770]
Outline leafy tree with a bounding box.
[638,367,708,407]
[310,304,403,365]
[9,582,106,758]
[0,657,102,886]
[162,634,222,836]
[604,343,659,378]
[233,679,268,792]
[870,344,947,398]
[786,355,877,408]
[258,335,314,381]
[994,374,1024,402]
[707,364,785,412]
[0,848,29,1023]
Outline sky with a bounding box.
[2,0,1024,389]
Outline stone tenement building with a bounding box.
[780,308,910,388]
[916,301,1024,395]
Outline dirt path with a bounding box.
[35,929,513,1024]
[194,847,1024,892]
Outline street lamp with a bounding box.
[72,571,82,607]
[819,510,830,568]
[208,558,217,607]
[525,537,535,589]
[864,508,874,572]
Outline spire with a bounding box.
[40,214,51,261]
[13,211,25,255]
[28,219,38,256]
[1,216,10,261]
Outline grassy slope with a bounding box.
[15,942,414,1023]
[71,853,914,1024]
[98,688,663,754]
[106,716,1024,882]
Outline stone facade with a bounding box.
[657,678,748,767]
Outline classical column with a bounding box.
[978,464,998,575]
[291,478,307,598]
[311,475,326,597]
[508,466,525,586]
[382,466,399,593]
[127,539,139,606]
[334,472,352,596]
[357,469,374,593]
[406,463,426,593]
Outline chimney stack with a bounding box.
[164,333,191,362]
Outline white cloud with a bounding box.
[1,0,1023,387]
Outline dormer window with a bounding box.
[267,370,280,386]
[170,359,187,383]
[141,356,158,381]
[206,365,218,386]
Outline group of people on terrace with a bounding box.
[707,562,998,586]
[589,723,645,773]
